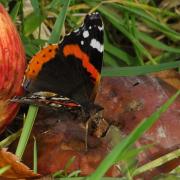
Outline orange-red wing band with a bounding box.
[52,100,80,107]
[25,44,58,79]
[63,44,100,83]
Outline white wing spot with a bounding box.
[98,26,103,31]
[50,103,62,108]
[81,41,84,45]
[56,104,62,107]
[89,26,92,30]
[38,96,46,100]
[90,39,103,52]
[51,97,69,101]
[83,30,89,38]
[29,95,38,99]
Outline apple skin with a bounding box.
[0,4,26,133]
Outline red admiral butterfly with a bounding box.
[12,12,104,116]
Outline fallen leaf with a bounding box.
[96,76,180,178]
[21,113,120,177]
[152,70,180,90]
[0,148,39,179]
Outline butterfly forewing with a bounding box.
[22,12,104,108]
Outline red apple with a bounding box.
[0,4,25,133]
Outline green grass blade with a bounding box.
[88,90,180,180]
[120,144,153,163]
[24,43,40,57]
[0,0,9,7]
[133,149,180,176]
[130,15,144,65]
[113,0,176,17]
[104,31,133,65]
[64,156,76,176]
[105,39,133,65]
[148,52,180,64]
[0,129,21,148]
[137,31,180,53]
[102,61,180,76]
[48,0,71,44]
[30,0,40,14]
[114,4,180,40]
[53,170,64,178]
[21,35,46,57]
[45,0,63,10]
[171,165,180,174]
[10,1,21,22]
[19,0,24,34]
[58,178,125,180]
[33,136,38,173]
[23,13,46,36]
[0,165,11,175]
[15,105,39,160]
[68,170,81,177]
[104,52,119,67]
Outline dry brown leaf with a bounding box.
[152,70,180,90]
[0,148,39,179]
[96,76,180,178]
[20,118,119,177]
[159,0,180,9]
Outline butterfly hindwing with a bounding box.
[11,91,81,110]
